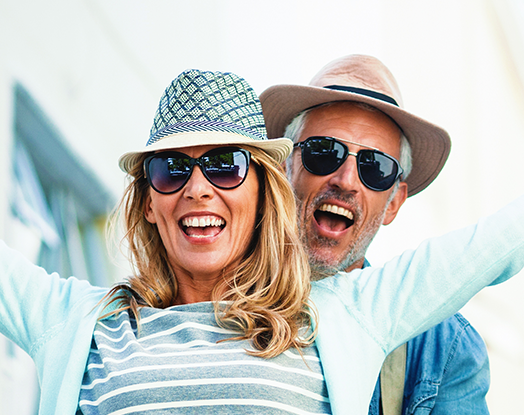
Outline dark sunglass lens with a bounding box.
[358,150,398,190]
[202,150,248,189]
[302,138,346,175]
[148,155,192,193]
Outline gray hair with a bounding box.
[284,102,413,181]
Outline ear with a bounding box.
[144,191,157,224]
[382,181,408,226]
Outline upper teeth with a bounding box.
[182,216,225,227]
[318,204,354,220]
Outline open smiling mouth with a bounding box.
[314,203,354,232]
[181,216,225,238]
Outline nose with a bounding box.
[327,155,360,192]
[182,165,214,200]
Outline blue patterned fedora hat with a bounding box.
[119,69,293,172]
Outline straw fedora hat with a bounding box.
[119,69,293,173]
[259,54,451,196]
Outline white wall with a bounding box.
[1,0,523,412]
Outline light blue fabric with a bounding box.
[0,252,106,414]
[1,194,524,415]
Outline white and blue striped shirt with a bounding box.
[77,302,331,414]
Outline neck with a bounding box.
[173,272,226,305]
[345,257,366,272]
[309,256,366,281]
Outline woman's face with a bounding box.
[144,145,260,294]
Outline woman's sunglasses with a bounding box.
[294,136,403,192]
[144,147,251,194]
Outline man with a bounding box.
[260,55,489,414]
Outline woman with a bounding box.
[2,69,324,415]
[1,69,523,415]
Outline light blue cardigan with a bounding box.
[2,194,524,415]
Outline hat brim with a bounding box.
[260,84,451,197]
[119,131,293,173]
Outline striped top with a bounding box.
[77,302,331,414]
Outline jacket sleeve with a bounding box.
[0,239,104,355]
[404,315,490,415]
[368,314,490,415]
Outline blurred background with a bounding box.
[1,0,523,413]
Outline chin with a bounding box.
[308,255,340,281]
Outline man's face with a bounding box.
[288,102,408,274]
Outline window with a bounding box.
[11,84,116,284]
[0,83,117,414]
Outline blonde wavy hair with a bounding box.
[104,145,316,358]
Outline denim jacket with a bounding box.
[368,312,490,414]
[363,256,489,415]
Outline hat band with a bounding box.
[147,120,266,146]
[324,85,399,107]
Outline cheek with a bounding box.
[145,192,178,225]
[365,193,390,218]
[291,170,322,203]
[289,161,306,194]
[242,208,258,233]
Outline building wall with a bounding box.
[1,0,523,413]
[0,1,142,412]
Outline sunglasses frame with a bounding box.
[144,147,251,194]
[294,136,403,192]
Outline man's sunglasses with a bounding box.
[144,147,251,194]
[294,136,403,192]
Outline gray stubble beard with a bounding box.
[296,194,387,281]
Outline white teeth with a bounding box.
[318,204,354,220]
[182,216,225,227]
